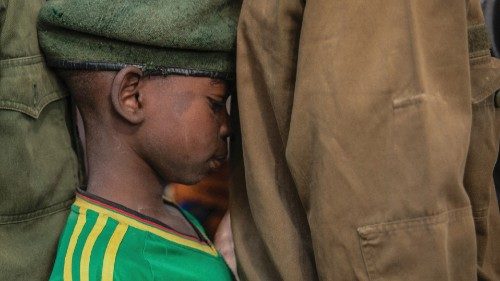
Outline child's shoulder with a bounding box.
[51,191,234,280]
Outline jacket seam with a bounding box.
[0,197,74,224]
[0,90,67,118]
[0,55,44,67]
[357,206,471,238]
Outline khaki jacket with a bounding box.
[231,0,500,280]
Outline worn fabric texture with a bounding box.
[0,0,80,280]
[231,0,500,280]
[37,0,240,78]
[465,55,500,280]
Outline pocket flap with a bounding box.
[470,56,500,104]
[0,55,67,118]
[357,207,476,281]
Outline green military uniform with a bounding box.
[0,1,81,280]
[50,190,234,281]
[231,0,500,280]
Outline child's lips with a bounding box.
[209,159,223,170]
[209,154,227,170]
[214,154,227,161]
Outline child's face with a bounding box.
[138,75,231,185]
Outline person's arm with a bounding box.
[0,1,81,279]
[231,1,318,280]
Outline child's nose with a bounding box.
[219,111,231,139]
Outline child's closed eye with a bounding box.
[208,97,226,113]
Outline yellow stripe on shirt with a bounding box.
[102,223,128,281]
[64,208,87,281]
[74,197,218,256]
[80,214,108,281]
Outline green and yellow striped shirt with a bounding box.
[49,191,234,281]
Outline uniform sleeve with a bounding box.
[231,1,319,280]
[0,1,81,280]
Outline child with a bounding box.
[37,0,239,280]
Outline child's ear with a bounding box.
[111,66,144,124]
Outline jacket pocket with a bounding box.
[357,207,476,281]
[0,55,67,118]
[465,55,500,273]
[0,55,77,219]
[470,56,500,105]
[466,56,500,219]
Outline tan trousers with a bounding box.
[231,0,500,280]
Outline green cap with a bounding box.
[37,0,240,79]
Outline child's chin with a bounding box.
[177,172,207,186]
